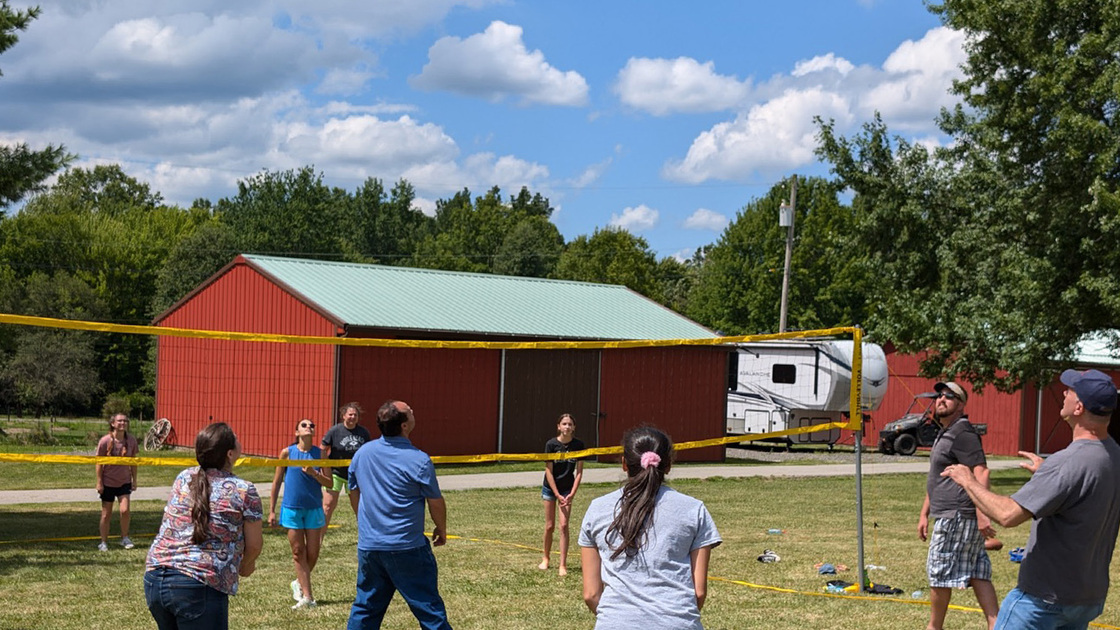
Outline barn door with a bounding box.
[500,350,600,454]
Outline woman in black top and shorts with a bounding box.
[539,413,585,576]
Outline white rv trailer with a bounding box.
[726,340,888,445]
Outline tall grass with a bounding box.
[3,467,1116,629]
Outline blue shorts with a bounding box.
[280,506,326,530]
[995,587,1104,630]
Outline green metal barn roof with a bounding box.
[243,254,716,340]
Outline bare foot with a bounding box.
[538,559,549,570]
[558,566,568,576]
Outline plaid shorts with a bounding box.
[927,513,991,588]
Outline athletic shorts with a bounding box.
[99,483,133,503]
[330,474,348,493]
[928,513,991,587]
[280,506,326,530]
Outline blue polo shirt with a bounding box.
[349,435,442,551]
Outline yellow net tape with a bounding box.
[0,314,867,449]
[0,313,856,350]
[0,421,849,467]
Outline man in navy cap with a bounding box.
[943,369,1120,630]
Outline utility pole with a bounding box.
[778,175,797,333]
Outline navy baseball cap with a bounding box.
[1060,369,1118,416]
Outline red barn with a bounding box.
[152,254,727,460]
[853,337,1120,456]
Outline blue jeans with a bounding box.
[144,567,229,630]
[995,588,1105,630]
[347,543,452,630]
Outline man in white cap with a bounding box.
[944,369,1120,630]
[918,381,999,630]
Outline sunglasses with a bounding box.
[938,392,959,401]
[299,421,315,429]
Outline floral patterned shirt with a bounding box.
[145,467,262,595]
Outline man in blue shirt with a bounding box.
[347,400,452,630]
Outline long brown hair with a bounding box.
[606,425,672,559]
[189,423,237,545]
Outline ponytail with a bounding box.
[189,423,237,545]
[606,426,672,559]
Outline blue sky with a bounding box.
[0,0,964,259]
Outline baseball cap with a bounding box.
[934,381,968,405]
[1060,369,1118,416]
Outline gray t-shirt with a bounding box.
[927,417,987,518]
[1011,437,1120,605]
[578,486,721,630]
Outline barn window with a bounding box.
[772,364,796,384]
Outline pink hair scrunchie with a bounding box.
[640,451,661,470]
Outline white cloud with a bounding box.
[792,53,854,77]
[609,204,659,232]
[671,248,693,263]
[400,152,549,197]
[663,88,853,183]
[568,158,612,188]
[410,21,589,106]
[614,57,750,115]
[316,66,377,96]
[280,115,459,172]
[279,0,503,39]
[683,208,729,231]
[661,27,966,183]
[859,27,967,128]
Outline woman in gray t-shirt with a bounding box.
[578,426,721,630]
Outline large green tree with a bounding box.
[0,3,71,208]
[2,166,203,401]
[686,177,867,335]
[816,0,1120,390]
[1,272,105,416]
[341,178,432,266]
[553,228,662,300]
[217,167,349,258]
[411,186,559,276]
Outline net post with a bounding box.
[852,326,866,592]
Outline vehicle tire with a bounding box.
[893,432,918,456]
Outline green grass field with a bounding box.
[4,464,1119,630]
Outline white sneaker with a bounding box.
[120,536,135,549]
[290,579,302,602]
[97,542,109,552]
[292,597,317,610]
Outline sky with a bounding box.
[0,0,967,260]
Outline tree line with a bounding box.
[3,0,1118,417]
[0,161,862,417]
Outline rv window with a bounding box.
[772,364,796,384]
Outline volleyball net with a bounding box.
[0,313,872,468]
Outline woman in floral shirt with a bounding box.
[144,423,264,630]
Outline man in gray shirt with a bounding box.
[918,381,999,630]
[944,369,1120,630]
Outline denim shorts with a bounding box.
[144,567,229,630]
[280,506,326,530]
[995,587,1104,630]
[541,484,572,501]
